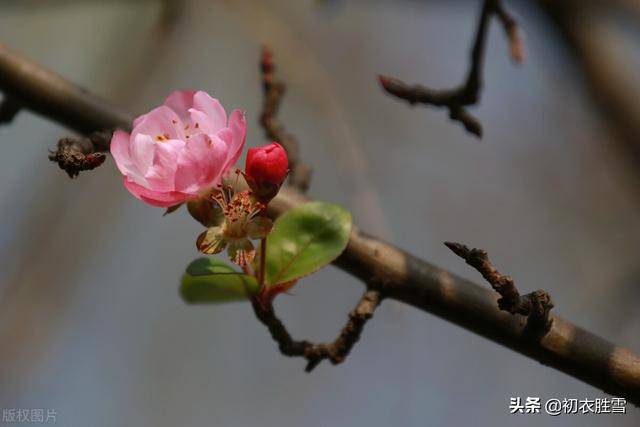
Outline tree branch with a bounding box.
[252,289,381,372]
[260,45,312,192]
[379,0,523,137]
[0,43,131,135]
[1,42,640,403]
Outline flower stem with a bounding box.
[259,236,267,290]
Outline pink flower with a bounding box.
[111,90,246,207]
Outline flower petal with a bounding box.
[144,139,184,192]
[130,133,156,177]
[193,91,226,132]
[188,108,218,135]
[110,129,138,177]
[123,178,194,207]
[132,112,148,129]
[132,106,185,141]
[164,90,196,120]
[224,109,247,168]
[174,133,227,193]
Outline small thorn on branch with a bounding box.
[259,45,312,192]
[0,95,22,124]
[444,241,553,337]
[252,289,382,372]
[379,0,523,137]
[48,131,111,178]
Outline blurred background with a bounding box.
[1,0,640,426]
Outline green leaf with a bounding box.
[180,258,258,304]
[264,201,352,285]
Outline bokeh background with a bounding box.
[1,0,640,426]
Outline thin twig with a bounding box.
[252,290,382,372]
[444,242,554,337]
[379,0,524,137]
[259,45,312,191]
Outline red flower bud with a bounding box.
[244,142,289,202]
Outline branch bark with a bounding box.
[1,41,640,403]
